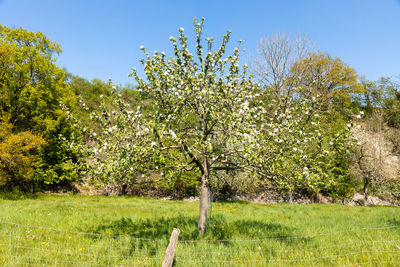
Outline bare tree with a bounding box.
[251,32,313,97]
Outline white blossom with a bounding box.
[170,130,177,139]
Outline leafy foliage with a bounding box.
[290,53,364,106]
[0,121,46,188]
[0,25,79,187]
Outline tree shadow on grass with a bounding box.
[89,214,309,244]
[87,215,313,258]
[217,200,251,205]
[387,217,400,227]
[0,190,38,200]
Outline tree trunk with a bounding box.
[198,172,209,234]
[363,176,369,201]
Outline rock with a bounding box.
[345,192,394,206]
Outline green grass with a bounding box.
[0,194,399,266]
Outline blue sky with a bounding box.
[0,0,399,86]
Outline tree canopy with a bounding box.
[290,52,364,106]
[0,25,79,187]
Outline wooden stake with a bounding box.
[162,228,180,267]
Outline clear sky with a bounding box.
[1,0,399,86]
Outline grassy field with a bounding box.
[0,194,399,266]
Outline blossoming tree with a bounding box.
[130,18,266,233]
[129,18,353,233]
[79,18,354,234]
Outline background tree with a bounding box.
[379,78,400,129]
[67,75,146,131]
[350,77,400,202]
[289,53,364,107]
[251,34,358,198]
[0,25,78,188]
[252,32,312,97]
[356,78,383,114]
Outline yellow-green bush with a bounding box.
[0,121,46,187]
